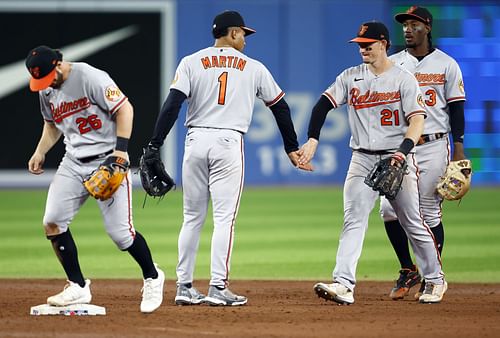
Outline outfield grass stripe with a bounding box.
[0,188,499,282]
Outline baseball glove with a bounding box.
[364,155,408,200]
[84,156,129,201]
[139,146,175,197]
[436,159,472,200]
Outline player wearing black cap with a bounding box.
[380,5,467,301]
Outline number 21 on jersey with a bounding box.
[380,109,400,126]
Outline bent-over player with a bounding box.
[380,6,467,300]
[144,10,310,306]
[299,21,446,304]
[26,46,164,313]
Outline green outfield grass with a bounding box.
[0,187,499,283]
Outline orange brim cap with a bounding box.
[349,37,380,43]
[29,68,56,92]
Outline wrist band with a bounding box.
[115,136,129,152]
[397,138,414,156]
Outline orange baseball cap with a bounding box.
[25,46,62,92]
[350,21,390,43]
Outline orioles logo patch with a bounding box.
[105,86,122,102]
[458,79,465,94]
[417,93,425,108]
[358,25,369,36]
[29,67,40,79]
[407,6,418,14]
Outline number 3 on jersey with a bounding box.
[218,72,228,105]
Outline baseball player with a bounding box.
[145,10,310,306]
[298,21,446,304]
[26,46,164,313]
[380,6,466,300]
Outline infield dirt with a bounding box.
[1,280,499,338]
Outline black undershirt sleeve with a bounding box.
[307,95,334,140]
[269,98,299,153]
[149,89,187,148]
[449,100,465,143]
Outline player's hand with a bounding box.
[390,151,406,167]
[298,138,319,165]
[112,150,129,170]
[288,151,314,171]
[28,152,45,175]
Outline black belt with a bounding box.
[77,149,113,163]
[417,133,446,146]
[355,148,392,155]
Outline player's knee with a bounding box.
[107,228,134,250]
[44,223,61,237]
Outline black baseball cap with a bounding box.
[350,21,390,43]
[25,45,63,92]
[395,6,433,27]
[212,10,256,38]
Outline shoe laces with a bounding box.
[60,280,84,299]
[190,287,203,298]
[142,278,159,299]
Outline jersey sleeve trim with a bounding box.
[265,91,285,107]
[406,110,426,121]
[446,96,466,103]
[109,96,128,115]
[322,92,338,108]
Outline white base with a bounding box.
[30,304,106,316]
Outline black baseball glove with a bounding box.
[139,146,175,197]
[364,154,408,200]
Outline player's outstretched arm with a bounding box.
[298,95,333,165]
[298,138,318,166]
[28,121,61,175]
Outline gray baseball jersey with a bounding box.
[171,46,284,133]
[320,63,443,290]
[40,62,134,250]
[381,48,466,228]
[390,48,466,133]
[39,63,128,159]
[172,46,284,287]
[323,63,426,151]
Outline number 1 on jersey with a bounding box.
[218,72,228,105]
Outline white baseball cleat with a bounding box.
[47,279,92,306]
[419,280,448,304]
[140,264,165,313]
[314,282,354,305]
